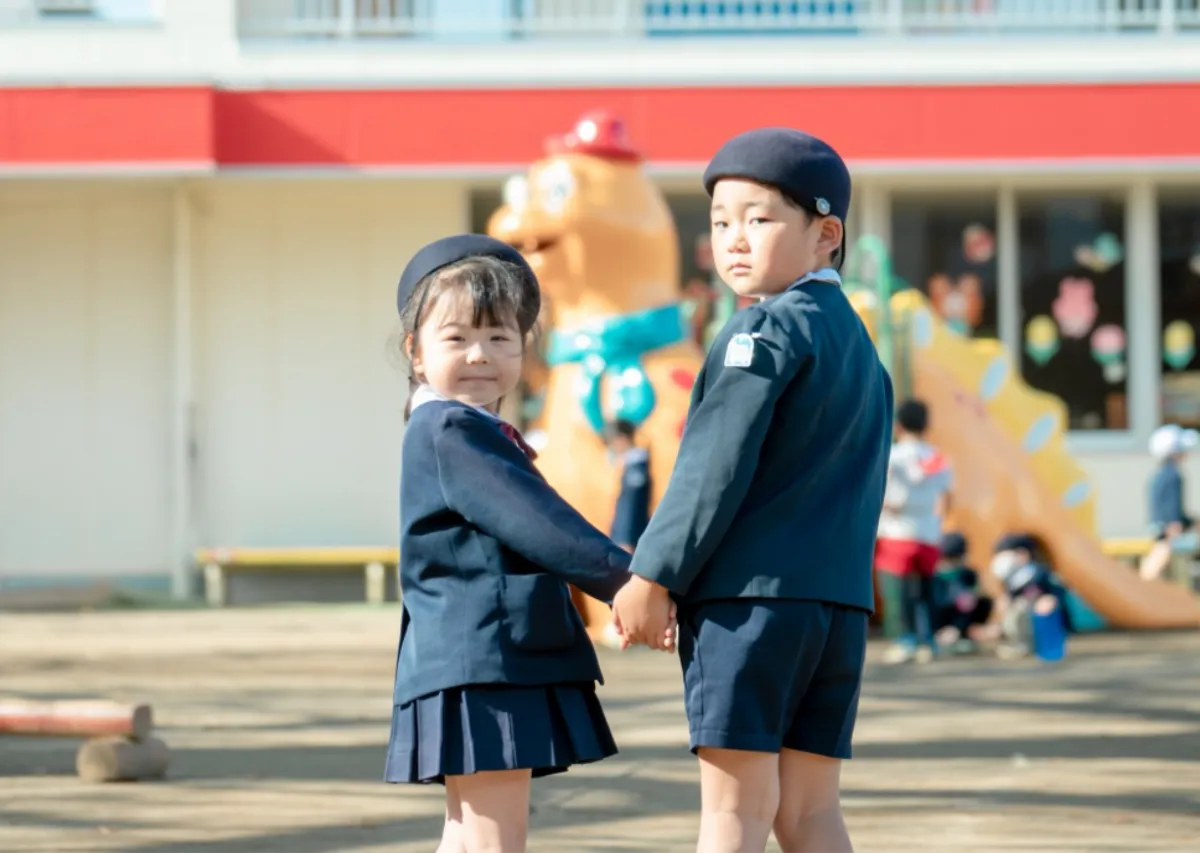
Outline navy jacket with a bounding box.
[611,448,652,548]
[628,272,893,613]
[1149,461,1190,530]
[393,399,630,707]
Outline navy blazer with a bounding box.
[393,399,631,707]
[611,448,652,548]
[629,271,894,613]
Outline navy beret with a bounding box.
[702,128,851,222]
[940,532,968,560]
[396,234,536,315]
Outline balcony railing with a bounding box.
[0,0,160,26]
[237,0,1200,40]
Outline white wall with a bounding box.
[0,182,174,578]
[191,179,465,549]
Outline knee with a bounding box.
[698,748,781,825]
[773,794,844,852]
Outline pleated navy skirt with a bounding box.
[384,682,617,785]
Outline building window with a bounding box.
[1017,194,1127,431]
[1158,196,1200,429]
[890,195,999,340]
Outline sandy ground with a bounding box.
[2,606,1199,853]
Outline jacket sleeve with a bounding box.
[628,307,807,596]
[433,407,630,603]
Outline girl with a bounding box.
[1139,424,1198,582]
[385,234,670,853]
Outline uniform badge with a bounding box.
[724,332,755,368]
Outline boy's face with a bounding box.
[709,178,842,298]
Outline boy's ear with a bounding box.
[819,216,844,257]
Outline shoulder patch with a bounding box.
[724,332,756,368]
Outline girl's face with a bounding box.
[410,287,525,411]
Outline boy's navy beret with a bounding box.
[940,532,968,560]
[396,234,536,314]
[702,128,852,222]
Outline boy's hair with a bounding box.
[397,255,540,420]
[896,398,929,435]
[602,419,638,444]
[779,194,844,270]
[940,531,968,561]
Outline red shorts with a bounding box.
[874,538,940,578]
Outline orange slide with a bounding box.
[852,289,1200,630]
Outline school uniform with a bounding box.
[629,267,894,759]
[384,388,631,785]
[611,447,652,549]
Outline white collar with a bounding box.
[795,267,842,287]
[757,268,843,302]
[409,385,502,421]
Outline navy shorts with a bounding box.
[677,599,868,759]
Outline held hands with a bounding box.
[611,575,677,653]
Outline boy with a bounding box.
[932,532,995,654]
[613,128,893,853]
[875,398,953,664]
[603,419,653,553]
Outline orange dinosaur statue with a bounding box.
[488,111,706,641]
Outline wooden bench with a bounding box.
[1100,537,1154,561]
[194,547,400,607]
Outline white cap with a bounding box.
[1149,424,1200,459]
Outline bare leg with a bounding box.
[1139,540,1172,581]
[695,747,780,853]
[445,768,532,853]
[773,749,852,853]
[436,780,466,853]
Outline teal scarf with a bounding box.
[544,303,688,434]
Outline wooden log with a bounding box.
[0,699,152,740]
[76,735,170,783]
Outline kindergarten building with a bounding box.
[2,1,1200,595]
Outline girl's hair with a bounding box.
[397,254,540,421]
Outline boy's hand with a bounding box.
[612,575,675,653]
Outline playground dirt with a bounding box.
[2,607,1199,852]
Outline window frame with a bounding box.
[876,176,1164,454]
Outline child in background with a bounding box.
[1139,424,1198,582]
[932,532,995,655]
[602,420,653,553]
[875,398,953,664]
[600,419,653,648]
[990,534,1071,660]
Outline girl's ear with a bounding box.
[406,334,423,377]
